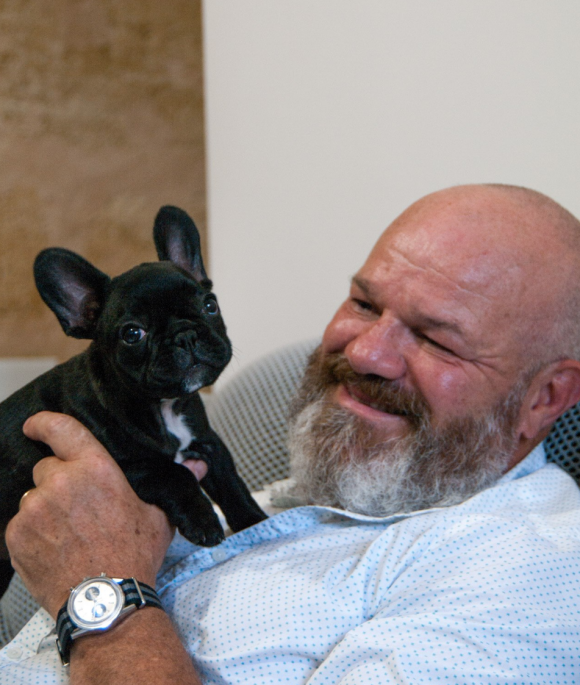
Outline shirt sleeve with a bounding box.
[0,609,68,684]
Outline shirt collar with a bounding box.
[497,441,546,484]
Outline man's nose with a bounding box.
[344,314,407,380]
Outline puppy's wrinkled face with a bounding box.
[97,262,232,398]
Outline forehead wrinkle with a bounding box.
[387,246,494,305]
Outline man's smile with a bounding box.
[345,383,407,414]
[335,383,412,426]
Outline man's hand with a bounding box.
[5,411,174,619]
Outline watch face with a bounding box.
[68,577,124,631]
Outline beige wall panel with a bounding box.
[0,0,206,360]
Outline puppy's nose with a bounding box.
[175,329,198,350]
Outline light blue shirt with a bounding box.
[1,444,579,684]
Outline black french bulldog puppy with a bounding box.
[0,206,266,591]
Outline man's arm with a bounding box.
[67,610,201,684]
[5,411,203,684]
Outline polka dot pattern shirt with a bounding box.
[1,444,579,684]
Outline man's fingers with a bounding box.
[31,455,72,488]
[181,458,208,481]
[23,411,112,463]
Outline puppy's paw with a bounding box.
[178,509,225,547]
[227,508,268,533]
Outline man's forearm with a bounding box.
[70,609,202,685]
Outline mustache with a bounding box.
[310,349,430,429]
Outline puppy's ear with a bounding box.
[34,248,111,339]
[153,206,211,287]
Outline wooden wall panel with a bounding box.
[0,0,206,359]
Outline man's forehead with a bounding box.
[368,187,565,301]
[365,225,524,305]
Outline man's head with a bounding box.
[288,184,580,516]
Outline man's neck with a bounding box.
[505,431,548,472]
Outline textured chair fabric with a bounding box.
[545,404,580,484]
[204,339,317,491]
[2,338,580,645]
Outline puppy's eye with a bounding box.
[120,325,146,345]
[203,297,219,316]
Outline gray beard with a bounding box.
[287,375,525,518]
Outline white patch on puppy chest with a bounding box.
[160,399,195,463]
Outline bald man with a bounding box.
[2,184,580,684]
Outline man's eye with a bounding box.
[352,298,374,312]
[417,332,453,355]
[120,325,146,345]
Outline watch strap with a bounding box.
[118,578,163,611]
[56,577,163,666]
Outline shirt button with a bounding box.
[4,645,23,661]
[211,547,228,563]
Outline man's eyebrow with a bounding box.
[351,276,374,297]
[351,276,467,338]
[412,313,465,337]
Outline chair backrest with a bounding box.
[207,339,580,489]
[205,340,316,490]
[544,405,580,483]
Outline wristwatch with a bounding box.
[56,573,163,666]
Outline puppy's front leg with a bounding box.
[123,461,225,547]
[183,433,267,533]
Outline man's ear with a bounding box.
[518,359,580,441]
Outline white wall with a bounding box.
[0,358,56,402]
[203,0,580,381]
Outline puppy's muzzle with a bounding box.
[174,329,198,351]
